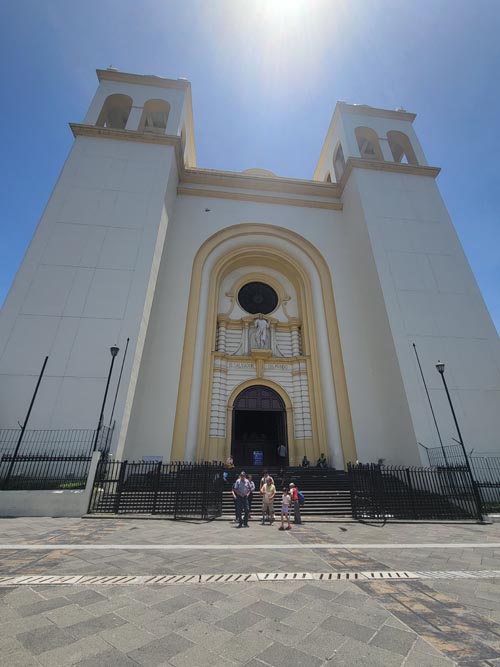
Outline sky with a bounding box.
[0,0,499,331]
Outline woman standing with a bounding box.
[279,487,292,531]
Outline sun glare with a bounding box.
[200,0,337,100]
[261,0,309,23]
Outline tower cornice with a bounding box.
[96,69,191,91]
[336,102,416,122]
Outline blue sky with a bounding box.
[0,0,499,331]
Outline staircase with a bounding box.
[222,466,352,517]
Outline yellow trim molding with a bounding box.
[171,224,357,467]
[176,186,342,211]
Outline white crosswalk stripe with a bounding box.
[1,569,500,587]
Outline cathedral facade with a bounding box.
[1,68,499,467]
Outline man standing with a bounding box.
[277,443,287,464]
[233,471,251,528]
[289,483,302,525]
[260,475,276,525]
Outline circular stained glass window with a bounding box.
[238,282,278,315]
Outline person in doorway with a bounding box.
[279,487,292,530]
[247,474,255,519]
[260,475,276,525]
[277,443,287,463]
[233,471,251,528]
[317,453,328,469]
[301,455,310,468]
[289,483,302,525]
[225,455,234,469]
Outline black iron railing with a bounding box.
[348,463,479,520]
[89,460,224,520]
[0,455,93,490]
[0,426,113,491]
[427,445,500,511]
[0,426,113,458]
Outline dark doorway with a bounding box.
[231,385,288,467]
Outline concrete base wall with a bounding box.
[0,452,100,518]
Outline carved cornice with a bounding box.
[69,124,185,174]
[69,126,440,208]
[177,187,342,210]
[181,167,341,198]
[339,157,441,189]
[212,352,307,364]
[70,123,180,147]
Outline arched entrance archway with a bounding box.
[231,385,288,467]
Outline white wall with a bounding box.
[333,175,420,465]
[351,167,500,458]
[0,135,178,457]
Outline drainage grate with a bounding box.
[1,570,500,587]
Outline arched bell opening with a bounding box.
[231,385,288,467]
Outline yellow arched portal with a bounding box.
[226,379,295,465]
[171,223,357,467]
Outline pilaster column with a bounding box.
[291,325,301,357]
[125,107,143,131]
[243,321,250,356]
[217,321,227,353]
[270,322,278,356]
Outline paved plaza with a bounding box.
[2,517,500,666]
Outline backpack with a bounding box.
[297,491,305,506]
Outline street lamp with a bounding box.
[435,361,483,521]
[93,345,120,452]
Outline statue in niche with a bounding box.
[254,314,270,349]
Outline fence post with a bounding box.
[405,468,417,519]
[85,451,102,514]
[113,461,127,515]
[347,464,355,518]
[372,465,384,519]
[152,461,162,515]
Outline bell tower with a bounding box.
[313,102,500,464]
[0,68,195,459]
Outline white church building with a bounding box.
[1,67,499,468]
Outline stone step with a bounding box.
[222,489,353,516]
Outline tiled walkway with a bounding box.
[1,517,500,666]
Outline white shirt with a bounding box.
[233,478,251,496]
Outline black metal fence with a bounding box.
[89,460,224,520]
[0,426,113,491]
[348,463,480,520]
[427,446,500,510]
[0,455,93,490]
[0,426,113,458]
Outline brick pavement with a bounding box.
[1,517,500,665]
